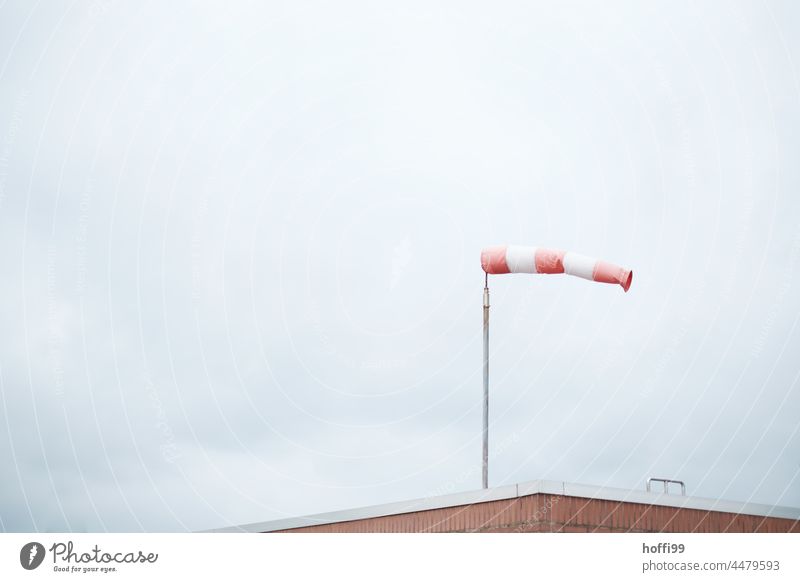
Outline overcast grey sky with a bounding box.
[1,0,799,532]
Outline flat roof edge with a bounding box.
[205,480,800,532]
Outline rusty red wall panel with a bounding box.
[273,494,800,533]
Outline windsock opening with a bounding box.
[622,270,633,293]
[591,260,633,292]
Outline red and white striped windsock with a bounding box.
[481,245,633,292]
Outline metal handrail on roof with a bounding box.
[647,478,686,496]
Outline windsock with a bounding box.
[481,245,633,292]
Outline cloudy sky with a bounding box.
[1,0,799,532]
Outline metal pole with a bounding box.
[482,273,490,489]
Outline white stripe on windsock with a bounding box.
[562,252,596,281]
[505,245,537,273]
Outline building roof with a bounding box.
[206,479,800,533]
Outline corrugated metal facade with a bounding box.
[275,494,799,533]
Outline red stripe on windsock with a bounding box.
[480,245,510,274]
[534,248,565,274]
[593,261,633,292]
